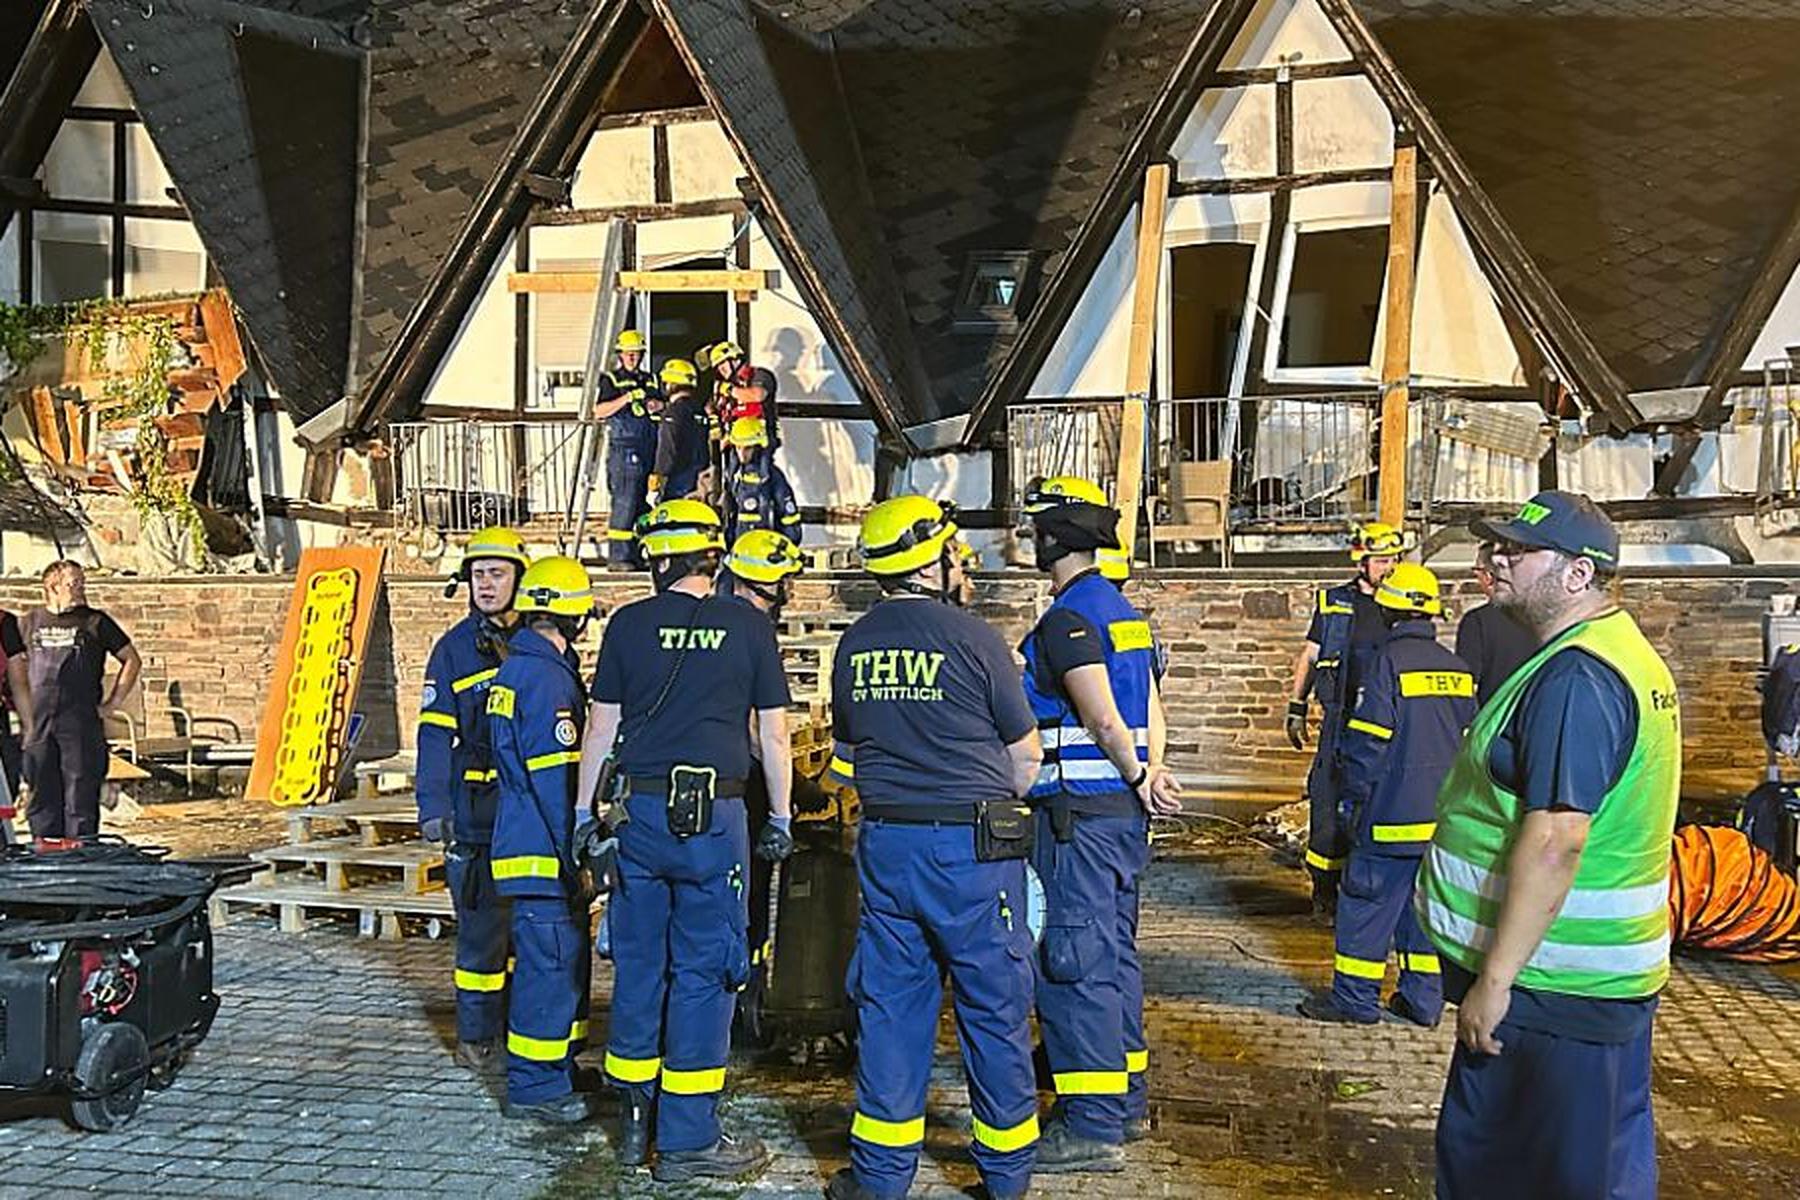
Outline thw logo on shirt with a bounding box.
[659,626,729,651]
[849,648,946,702]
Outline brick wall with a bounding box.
[0,569,1786,799]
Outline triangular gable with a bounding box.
[86,0,361,420]
[1744,256,1800,372]
[651,0,930,445]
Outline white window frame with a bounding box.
[1156,223,1270,403]
[1261,213,1390,386]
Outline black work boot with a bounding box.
[1297,990,1379,1025]
[651,1130,770,1183]
[615,1090,652,1167]
[825,1167,882,1199]
[1386,992,1442,1029]
[1032,1118,1125,1173]
[455,1038,501,1073]
[502,1091,593,1125]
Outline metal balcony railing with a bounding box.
[390,420,593,534]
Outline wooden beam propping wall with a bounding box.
[1115,161,1171,560]
[1377,141,1420,528]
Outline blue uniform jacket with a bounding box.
[417,613,509,843]
[486,626,587,899]
[1339,619,1477,854]
[1020,571,1154,816]
[1311,581,1364,713]
[602,367,660,454]
[726,448,802,542]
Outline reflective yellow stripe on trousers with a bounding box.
[507,1031,568,1061]
[852,1112,925,1147]
[1334,954,1386,980]
[661,1066,726,1095]
[454,968,506,993]
[604,1052,660,1084]
[972,1113,1040,1152]
[1053,1070,1128,1096]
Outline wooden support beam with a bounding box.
[507,269,773,295]
[1116,162,1171,558]
[1377,142,1419,529]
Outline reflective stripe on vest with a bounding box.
[1417,610,1679,999]
[491,854,559,881]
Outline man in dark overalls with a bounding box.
[20,561,140,844]
[597,330,660,571]
[647,359,709,506]
[418,526,530,1073]
[1285,523,1404,917]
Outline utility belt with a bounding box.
[626,767,746,838]
[1031,791,1141,842]
[862,800,1034,862]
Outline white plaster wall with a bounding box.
[747,220,858,406]
[778,417,878,521]
[1221,0,1354,70]
[419,231,521,410]
[569,126,655,208]
[637,214,737,266]
[1744,262,1800,370]
[1027,205,1137,398]
[43,119,112,202]
[75,47,133,107]
[1291,76,1391,173]
[891,450,994,511]
[1171,86,1275,180]
[1408,191,1526,387]
[0,219,17,306]
[668,121,740,202]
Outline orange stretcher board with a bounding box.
[247,546,387,807]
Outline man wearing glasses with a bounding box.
[1420,491,1674,1200]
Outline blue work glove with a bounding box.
[755,815,794,863]
[420,817,451,845]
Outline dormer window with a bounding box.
[954,252,1035,329]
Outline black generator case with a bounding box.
[0,844,247,1131]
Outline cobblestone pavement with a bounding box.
[1,834,1796,1198]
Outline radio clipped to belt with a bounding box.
[975,800,1034,862]
[667,764,717,838]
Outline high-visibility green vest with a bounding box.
[1416,609,1679,999]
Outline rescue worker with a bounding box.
[1286,522,1405,917]
[825,495,1043,1200]
[1423,492,1673,1200]
[578,499,794,1183]
[647,359,709,506]
[486,555,597,1124]
[708,340,746,414]
[1454,542,1537,706]
[720,529,806,1034]
[1,607,25,802]
[722,417,802,546]
[20,561,140,844]
[727,361,779,449]
[595,330,660,571]
[1297,562,1473,1028]
[1018,477,1182,1171]
[417,526,531,1072]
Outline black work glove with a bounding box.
[755,816,794,863]
[574,819,621,896]
[420,817,451,845]
[1285,699,1310,751]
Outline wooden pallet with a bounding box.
[286,796,424,847]
[210,874,454,940]
[254,835,445,894]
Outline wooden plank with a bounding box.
[245,546,388,806]
[27,387,67,464]
[1116,162,1171,559]
[196,287,247,392]
[1377,143,1419,529]
[506,269,773,294]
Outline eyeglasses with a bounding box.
[1488,539,1553,562]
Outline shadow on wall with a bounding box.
[761,326,841,402]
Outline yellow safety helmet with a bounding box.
[1022,474,1109,514]
[460,526,530,575]
[860,495,958,577]
[1097,540,1130,583]
[660,358,698,390]
[1374,561,1442,616]
[615,329,647,354]
[514,555,595,617]
[1350,521,1407,562]
[711,340,745,365]
[637,498,725,558]
[727,529,805,584]
[727,417,769,448]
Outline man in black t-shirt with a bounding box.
[576,499,791,1185]
[1,608,26,805]
[1454,542,1538,706]
[20,561,141,841]
[824,495,1043,1200]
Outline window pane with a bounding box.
[126,125,177,207]
[967,262,1019,309]
[43,120,113,203]
[1281,226,1387,369]
[126,243,203,296]
[37,238,111,303]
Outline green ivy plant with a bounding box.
[0,296,207,565]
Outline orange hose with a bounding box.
[1669,824,1800,963]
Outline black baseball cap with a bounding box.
[1471,490,1620,573]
